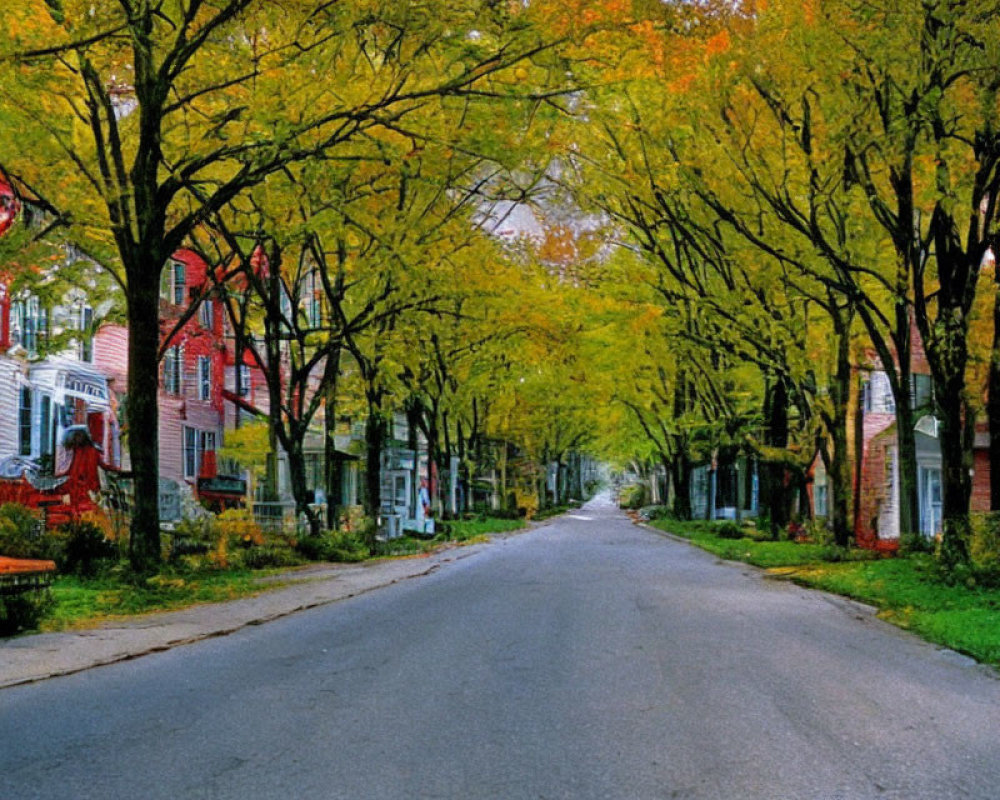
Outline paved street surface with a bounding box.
[2,495,998,799]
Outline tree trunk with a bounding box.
[672,452,692,520]
[895,401,919,537]
[763,377,791,538]
[324,348,342,529]
[938,375,973,566]
[989,275,1000,509]
[126,274,163,573]
[287,437,320,537]
[363,408,386,547]
[891,303,920,539]
[828,322,853,547]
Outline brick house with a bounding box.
[809,320,991,550]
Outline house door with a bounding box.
[919,466,942,539]
[390,471,411,517]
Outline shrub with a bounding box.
[295,530,368,563]
[899,531,935,555]
[0,503,54,560]
[374,535,432,557]
[715,521,744,540]
[240,545,300,570]
[0,591,53,637]
[813,545,878,563]
[970,513,1000,571]
[58,520,117,576]
[217,508,264,548]
[168,537,211,560]
[638,505,674,522]
[619,483,648,510]
[293,535,326,561]
[798,518,836,546]
[514,488,539,520]
[477,506,522,520]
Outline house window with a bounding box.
[163,346,182,394]
[863,371,895,414]
[183,426,217,479]
[919,466,943,538]
[18,386,32,456]
[162,260,186,305]
[39,394,52,459]
[304,270,322,328]
[198,356,211,401]
[199,298,213,329]
[910,374,933,411]
[173,261,186,305]
[814,481,828,518]
[12,295,47,355]
[77,305,94,362]
[237,365,251,397]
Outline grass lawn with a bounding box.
[447,516,526,542]
[650,519,1000,667]
[42,568,291,632]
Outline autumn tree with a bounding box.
[0,1,569,570]
[831,0,1000,563]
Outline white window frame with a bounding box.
[18,386,32,456]
[237,365,251,397]
[197,355,211,401]
[199,298,213,329]
[183,426,218,480]
[173,261,186,305]
[163,260,186,305]
[38,393,53,459]
[863,371,896,414]
[163,345,182,395]
[13,295,46,355]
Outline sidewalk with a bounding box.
[0,543,488,690]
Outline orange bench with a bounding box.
[0,556,57,595]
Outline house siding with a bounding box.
[0,357,22,461]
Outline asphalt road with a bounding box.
[2,495,998,800]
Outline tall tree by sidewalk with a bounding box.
[0,1,569,570]
[827,0,1000,563]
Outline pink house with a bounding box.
[0,239,254,510]
[95,248,260,504]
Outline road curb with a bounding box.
[0,557,444,690]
